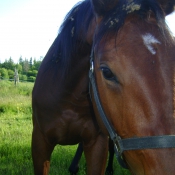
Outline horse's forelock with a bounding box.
[94,0,171,46]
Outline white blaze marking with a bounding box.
[142,33,161,55]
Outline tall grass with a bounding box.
[0,81,33,174]
[0,80,130,175]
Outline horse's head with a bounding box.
[90,0,175,174]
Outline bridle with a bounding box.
[89,50,175,169]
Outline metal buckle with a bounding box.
[90,60,94,73]
[113,136,122,155]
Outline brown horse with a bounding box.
[32,1,109,174]
[90,0,175,174]
[69,139,115,175]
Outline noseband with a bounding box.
[89,50,175,169]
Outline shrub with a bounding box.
[28,76,36,82]
[0,68,9,79]
[8,69,14,80]
[27,70,38,77]
[20,75,27,81]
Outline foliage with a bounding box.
[7,69,14,79]
[19,74,28,81]
[0,68,9,79]
[16,64,22,73]
[0,57,42,82]
[28,76,36,82]
[0,80,131,175]
[27,70,38,77]
[0,57,15,70]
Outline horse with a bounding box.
[32,1,109,174]
[89,0,175,174]
[68,139,115,175]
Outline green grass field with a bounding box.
[0,80,130,175]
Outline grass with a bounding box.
[0,80,131,175]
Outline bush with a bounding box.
[0,68,9,79]
[27,70,38,77]
[28,76,36,82]
[20,75,27,81]
[8,69,14,80]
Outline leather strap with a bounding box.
[89,51,175,169]
[119,135,175,152]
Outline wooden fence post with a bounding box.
[14,68,19,86]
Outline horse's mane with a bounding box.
[95,0,172,45]
[44,0,93,76]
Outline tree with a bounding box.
[28,70,38,77]
[2,57,15,70]
[23,59,29,74]
[19,56,23,65]
[8,69,14,79]
[32,70,38,77]
[28,76,36,82]
[19,74,27,81]
[15,64,22,73]
[33,59,42,71]
[29,57,33,68]
[0,68,9,79]
[0,56,43,82]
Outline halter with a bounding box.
[89,50,175,169]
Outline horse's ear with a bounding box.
[91,0,119,16]
[157,0,175,15]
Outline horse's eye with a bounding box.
[100,67,116,81]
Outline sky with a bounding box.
[0,0,175,63]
